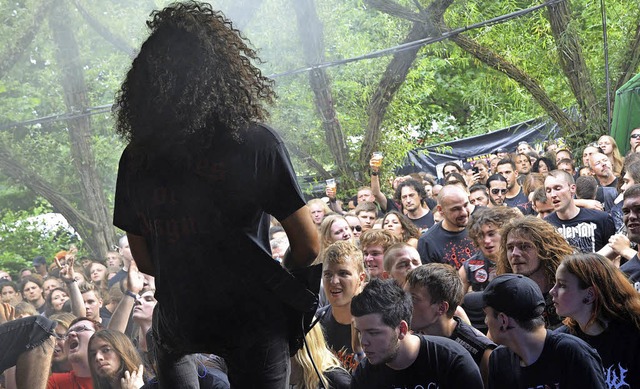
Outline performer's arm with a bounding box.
[127,233,156,276]
[280,206,319,270]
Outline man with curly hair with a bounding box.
[496,216,574,329]
[112,2,319,387]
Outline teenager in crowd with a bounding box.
[552,253,640,388]
[381,211,420,248]
[318,241,366,371]
[350,279,482,387]
[88,329,145,389]
[405,264,495,386]
[481,274,605,388]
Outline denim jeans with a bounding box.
[151,301,291,388]
[0,315,57,372]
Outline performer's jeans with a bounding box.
[152,302,291,388]
[0,315,57,372]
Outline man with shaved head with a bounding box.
[417,185,475,269]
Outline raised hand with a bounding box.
[120,364,144,389]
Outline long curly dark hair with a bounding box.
[114,1,275,153]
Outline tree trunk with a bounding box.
[546,0,604,133]
[361,0,453,166]
[292,0,354,180]
[48,2,115,259]
[0,143,97,234]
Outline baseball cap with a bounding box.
[32,256,47,267]
[480,274,545,320]
[495,147,508,154]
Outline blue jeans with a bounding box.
[151,302,290,388]
[0,316,57,372]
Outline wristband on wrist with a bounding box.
[125,290,138,299]
[371,171,379,176]
[64,279,77,285]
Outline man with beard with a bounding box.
[515,153,532,176]
[590,152,619,189]
[469,184,490,207]
[496,216,574,329]
[394,179,434,231]
[486,174,508,207]
[496,159,529,208]
[544,170,615,253]
[350,278,482,388]
[417,185,475,269]
[48,317,101,388]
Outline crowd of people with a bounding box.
[2,0,640,387]
[264,132,640,388]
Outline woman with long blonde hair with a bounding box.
[290,320,351,388]
[598,134,624,175]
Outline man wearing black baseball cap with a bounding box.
[481,274,606,388]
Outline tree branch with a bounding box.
[449,33,580,136]
[72,0,135,56]
[0,0,55,79]
[546,1,603,132]
[365,0,422,22]
[286,142,332,179]
[360,0,454,166]
[0,142,97,230]
[292,0,353,179]
[615,21,640,92]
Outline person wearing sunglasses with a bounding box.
[486,174,508,207]
[630,128,640,154]
[344,214,363,240]
[48,317,102,388]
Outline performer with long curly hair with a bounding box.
[113,2,319,387]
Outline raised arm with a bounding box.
[370,156,388,211]
[56,255,86,318]
[108,264,144,333]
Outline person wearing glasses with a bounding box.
[344,213,363,240]
[496,159,529,208]
[48,317,102,388]
[486,174,508,207]
[630,128,640,155]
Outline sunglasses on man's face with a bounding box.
[491,188,508,195]
[631,134,640,139]
[351,225,362,232]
